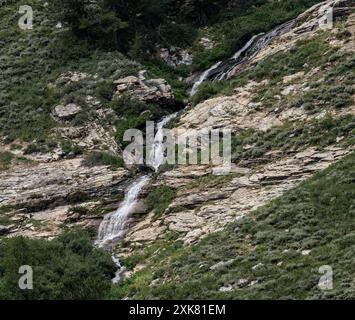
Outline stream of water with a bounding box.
[190,19,296,96]
[96,113,179,281]
[97,18,297,280]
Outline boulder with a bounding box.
[158,47,193,66]
[114,71,174,105]
[52,103,82,120]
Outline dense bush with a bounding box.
[0,230,115,299]
[48,0,322,64]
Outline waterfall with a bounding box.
[97,113,179,248]
[190,61,222,96]
[149,112,178,172]
[96,113,179,279]
[190,20,296,95]
[96,175,151,248]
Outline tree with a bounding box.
[0,230,115,300]
[49,0,128,47]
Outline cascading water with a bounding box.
[190,61,222,96]
[96,113,179,280]
[190,20,296,95]
[96,175,150,248]
[149,112,178,172]
[99,18,296,275]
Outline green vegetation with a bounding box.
[110,95,160,147]
[145,186,176,216]
[111,152,355,299]
[83,151,124,169]
[183,173,236,191]
[191,0,323,71]
[232,114,355,162]
[192,32,347,105]
[251,49,354,113]
[49,0,323,72]
[0,151,14,170]
[0,1,175,148]
[0,230,115,299]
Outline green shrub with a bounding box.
[0,230,115,300]
[23,144,42,155]
[145,186,176,216]
[113,152,355,300]
[0,151,14,170]
[83,151,124,169]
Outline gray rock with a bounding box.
[113,71,174,104]
[52,103,82,120]
[210,259,235,271]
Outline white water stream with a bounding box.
[98,18,296,280]
[190,61,222,96]
[189,20,295,95]
[96,114,179,281]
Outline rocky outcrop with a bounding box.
[0,157,129,238]
[52,103,82,120]
[199,37,216,50]
[158,47,193,66]
[0,158,128,208]
[123,146,352,247]
[114,71,174,105]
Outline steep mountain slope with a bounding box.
[0,0,354,300]
[0,0,181,238]
[118,0,354,247]
[111,153,355,299]
[110,0,355,299]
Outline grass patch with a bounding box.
[0,151,14,170]
[83,151,124,169]
[145,186,177,217]
[231,114,355,162]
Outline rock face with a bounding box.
[199,37,216,50]
[0,158,128,208]
[52,103,82,120]
[158,47,193,66]
[0,157,129,238]
[116,5,355,251]
[124,146,353,247]
[114,71,174,105]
